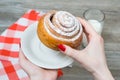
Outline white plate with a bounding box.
[21,22,73,69]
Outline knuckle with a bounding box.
[98,36,104,43]
[67,49,78,59]
[95,35,104,43]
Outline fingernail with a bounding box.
[58,44,66,52]
[57,69,63,78]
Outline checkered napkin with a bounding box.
[0,9,63,80]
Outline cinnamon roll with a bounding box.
[37,10,83,50]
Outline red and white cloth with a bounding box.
[0,9,63,80]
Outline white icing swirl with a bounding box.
[44,11,82,41]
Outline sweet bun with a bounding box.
[37,10,83,50]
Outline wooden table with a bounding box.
[0,0,120,80]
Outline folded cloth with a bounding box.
[0,9,63,80]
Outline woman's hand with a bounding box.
[19,50,57,80]
[58,18,114,80]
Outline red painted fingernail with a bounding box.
[57,69,63,78]
[58,44,66,52]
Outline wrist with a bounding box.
[92,66,114,80]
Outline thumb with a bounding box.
[58,44,81,59]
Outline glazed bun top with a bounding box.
[44,10,82,42]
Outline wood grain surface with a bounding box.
[0,0,120,80]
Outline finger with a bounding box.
[19,49,38,74]
[78,17,96,36]
[19,49,27,63]
[58,44,82,59]
[78,17,99,43]
[19,49,30,70]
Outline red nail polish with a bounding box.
[57,69,63,78]
[58,44,66,51]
